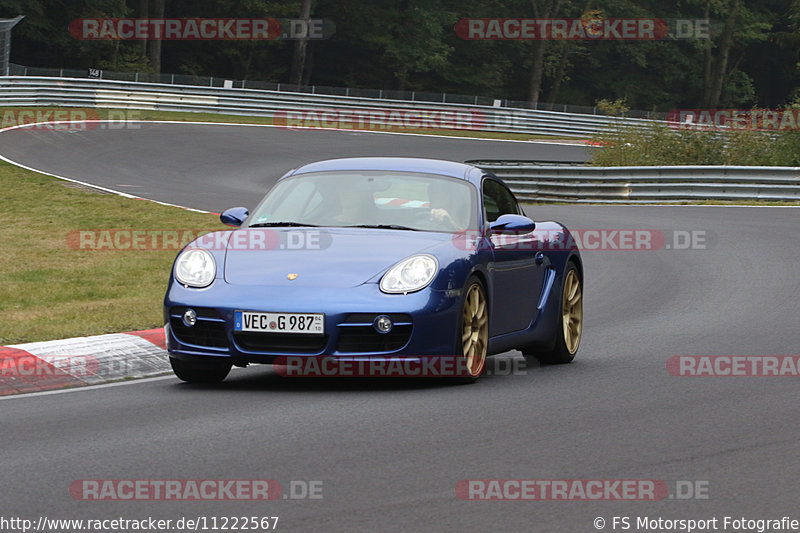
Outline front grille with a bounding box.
[342,313,412,324]
[233,332,328,353]
[337,325,412,353]
[170,317,229,348]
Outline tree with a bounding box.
[288,0,312,85]
[528,0,561,105]
[148,0,165,73]
[701,0,771,107]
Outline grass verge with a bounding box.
[590,122,800,166]
[0,161,220,345]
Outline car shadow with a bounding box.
[167,353,540,393]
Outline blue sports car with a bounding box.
[164,157,583,383]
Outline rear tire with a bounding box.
[170,356,232,384]
[524,262,582,365]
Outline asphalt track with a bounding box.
[3,123,800,532]
[0,122,589,212]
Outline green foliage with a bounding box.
[0,0,797,109]
[591,122,800,166]
[595,98,630,117]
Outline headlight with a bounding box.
[174,248,216,288]
[380,254,438,294]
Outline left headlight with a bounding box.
[380,254,438,294]
[174,248,216,288]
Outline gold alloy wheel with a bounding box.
[461,282,489,377]
[562,269,583,355]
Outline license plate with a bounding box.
[234,311,324,334]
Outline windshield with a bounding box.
[248,171,478,233]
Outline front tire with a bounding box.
[455,276,489,382]
[525,262,582,365]
[170,356,232,384]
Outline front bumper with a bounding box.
[164,280,461,363]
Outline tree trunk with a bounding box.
[528,0,560,106]
[545,41,571,104]
[139,0,148,59]
[289,0,313,86]
[148,0,165,74]
[301,41,314,86]
[704,0,740,107]
[528,41,547,105]
[547,0,592,104]
[111,39,120,70]
[702,1,712,106]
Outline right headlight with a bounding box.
[380,254,438,294]
[174,248,216,288]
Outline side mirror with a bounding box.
[220,207,249,228]
[489,214,536,234]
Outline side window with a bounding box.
[482,178,520,222]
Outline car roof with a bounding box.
[285,157,483,181]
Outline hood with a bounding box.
[223,228,454,287]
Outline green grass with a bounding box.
[0,161,220,344]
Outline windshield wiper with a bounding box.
[343,224,420,231]
[248,222,319,228]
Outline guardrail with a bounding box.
[0,76,653,137]
[8,62,667,120]
[471,162,800,203]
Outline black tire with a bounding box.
[453,275,489,383]
[524,262,582,365]
[170,356,232,384]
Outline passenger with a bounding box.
[427,181,463,230]
[332,187,375,225]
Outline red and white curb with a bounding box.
[374,197,430,208]
[0,329,169,396]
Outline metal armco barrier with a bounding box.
[0,76,652,137]
[472,162,800,203]
[2,77,798,203]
